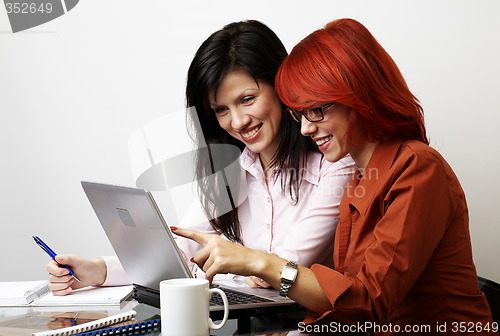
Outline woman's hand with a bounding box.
[171,227,284,286]
[46,255,106,295]
[172,226,332,314]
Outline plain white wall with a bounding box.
[1,0,499,283]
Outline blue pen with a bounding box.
[33,235,81,282]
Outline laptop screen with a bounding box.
[81,181,193,291]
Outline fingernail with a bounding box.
[260,278,264,283]
[190,257,194,263]
[170,226,177,231]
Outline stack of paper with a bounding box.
[0,281,133,307]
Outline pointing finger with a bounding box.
[170,227,212,247]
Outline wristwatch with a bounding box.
[279,261,298,297]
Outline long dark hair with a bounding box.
[186,20,317,243]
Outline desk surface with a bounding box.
[0,299,307,336]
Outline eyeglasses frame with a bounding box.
[287,102,336,123]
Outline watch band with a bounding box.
[279,261,298,297]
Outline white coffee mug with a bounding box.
[160,278,229,336]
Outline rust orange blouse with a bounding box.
[305,136,495,334]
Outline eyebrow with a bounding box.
[210,87,260,106]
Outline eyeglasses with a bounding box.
[286,102,336,123]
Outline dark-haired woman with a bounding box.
[45,20,355,294]
[173,19,495,334]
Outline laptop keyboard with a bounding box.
[209,284,273,306]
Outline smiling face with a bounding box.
[299,103,353,162]
[209,69,283,167]
[299,103,374,169]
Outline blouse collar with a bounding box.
[345,135,405,214]
[239,147,323,186]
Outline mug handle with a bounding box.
[208,288,229,330]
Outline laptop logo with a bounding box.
[116,208,136,228]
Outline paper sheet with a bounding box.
[0,281,132,307]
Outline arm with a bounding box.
[46,255,131,295]
[306,149,459,323]
[171,227,333,314]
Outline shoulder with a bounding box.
[400,140,442,160]
[396,140,448,169]
[393,140,459,187]
[382,140,468,217]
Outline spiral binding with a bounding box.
[73,318,161,336]
[24,281,51,303]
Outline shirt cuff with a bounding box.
[303,264,352,324]
[99,256,131,287]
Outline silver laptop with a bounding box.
[81,181,297,313]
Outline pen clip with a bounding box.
[37,242,50,255]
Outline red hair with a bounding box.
[276,18,428,144]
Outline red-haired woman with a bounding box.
[173,19,495,334]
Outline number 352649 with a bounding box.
[5,2,53,14]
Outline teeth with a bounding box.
[242,125,260,138]
[316,135,332,146]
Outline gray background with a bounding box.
[1,0,499,283]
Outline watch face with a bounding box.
[282,266,297,281]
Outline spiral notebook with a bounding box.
[32,310,136,336]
